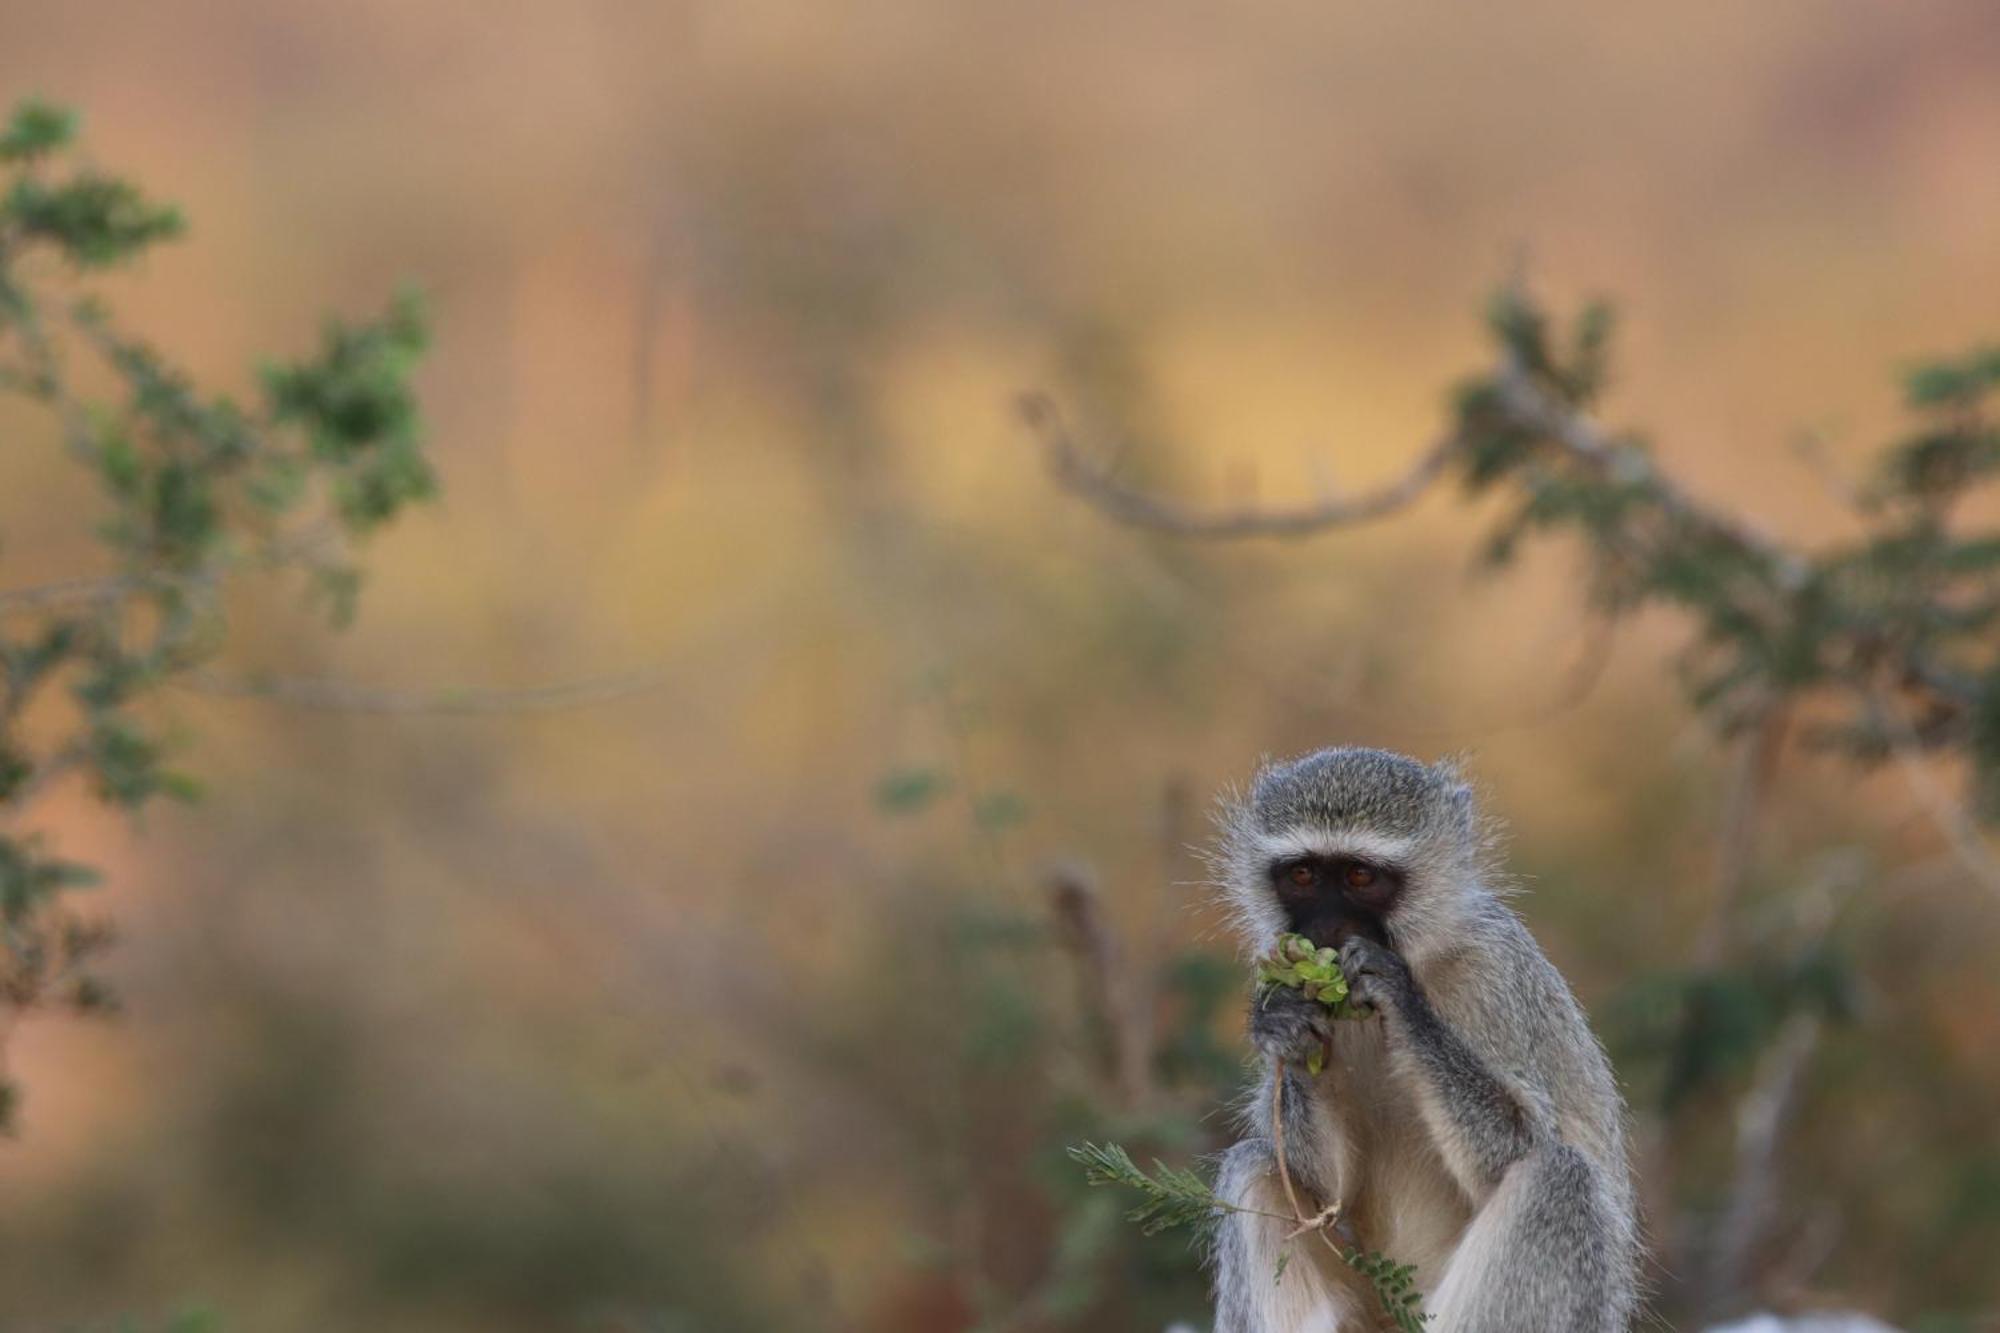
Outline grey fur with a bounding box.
[1246,747,1468,842]
[1207,747,1639,1333]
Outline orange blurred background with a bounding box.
[3,3,1999,1330]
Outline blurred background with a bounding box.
[3,2,1999,1330]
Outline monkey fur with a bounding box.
[1207,747,1639,1333]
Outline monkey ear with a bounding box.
[1432,753,1478,827]
[1448,781,1476,830]
[1429,752,1472,786]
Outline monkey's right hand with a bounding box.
[1248,983,1336,1069]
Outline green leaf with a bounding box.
[4,174,184,266]
[156,770,204,804]
[0,744,29,802]
[1905,361,1974,407]
[0,98,77,162]
[41,859,101,889]
[1264,933,1362,1019]
[874,766,947,813]
[164,1310,224,1333]
[68,975,117,1014]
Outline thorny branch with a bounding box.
[1022,282,1997,833]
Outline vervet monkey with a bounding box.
[1208,747,1638,1332]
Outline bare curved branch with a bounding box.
[1017,393,1457,540]
[0,574,133,613]
[178,664,676,716]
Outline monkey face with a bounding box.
[1220,747,1481,958]
[1268,852,1403,948]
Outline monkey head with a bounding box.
[1214,747,1491,963]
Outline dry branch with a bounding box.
[1017,392,1456,540]
[1047,862,1153,1111]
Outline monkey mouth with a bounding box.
[1286,899,1389,950]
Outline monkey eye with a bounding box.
[1344,863,1378,890]
[1287,862,1319,888]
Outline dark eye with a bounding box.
[1288,862,1319,888]
[1344,863,1378,890]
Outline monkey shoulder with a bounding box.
[1434,907,1634,1192]
[1424,912,1620,1107]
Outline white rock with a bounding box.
[1706,1314,1903,1333]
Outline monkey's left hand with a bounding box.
[1338,936,1417,1018]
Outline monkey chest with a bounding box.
[1312,1029,1473,1285]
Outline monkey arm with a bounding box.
[1339,937,1551,1201]
[1388,982,1545,1196]
[1243,986,1346,1193]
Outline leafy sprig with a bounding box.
[0,98,437,1129]
[1258,932,1367,1073]
[1259,932,1359,1015]
[1068,1141,1227,1242]
[1067,1142,1431,1330]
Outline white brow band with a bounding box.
[1254,828,1416,865]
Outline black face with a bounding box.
[1269,853,1404,948]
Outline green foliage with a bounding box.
[1068,1141,1225,1241]
[1609,931,1862,1112]
[0,99,79,163]
[1258,932,1364,1072]
[260,289,435,532]
[809,871,1235,1330]
[875,764,950,812]
[0,99,436,1130]
[63,1313,222,1333]
[1455,288,2000,777]
[1433,288,2000,1315]
[1258,932,1359,1014]
[1340,1248,1430,1333]
[1069,1141,1432,1330]
[4,173,184,268]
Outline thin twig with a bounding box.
[1875,690,2000,901]
[1789,430,1870,516]
[177,664,677,716]
[1692,705,1791,968]
[1285,1200,1343,1242]
[0,573,134,613]
[1701,1010,1825,1316]
[0,743,89,825]
[1270,1064,1312,1225]
[1270,1064,1405,1316]
[1019,393,1457,540]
